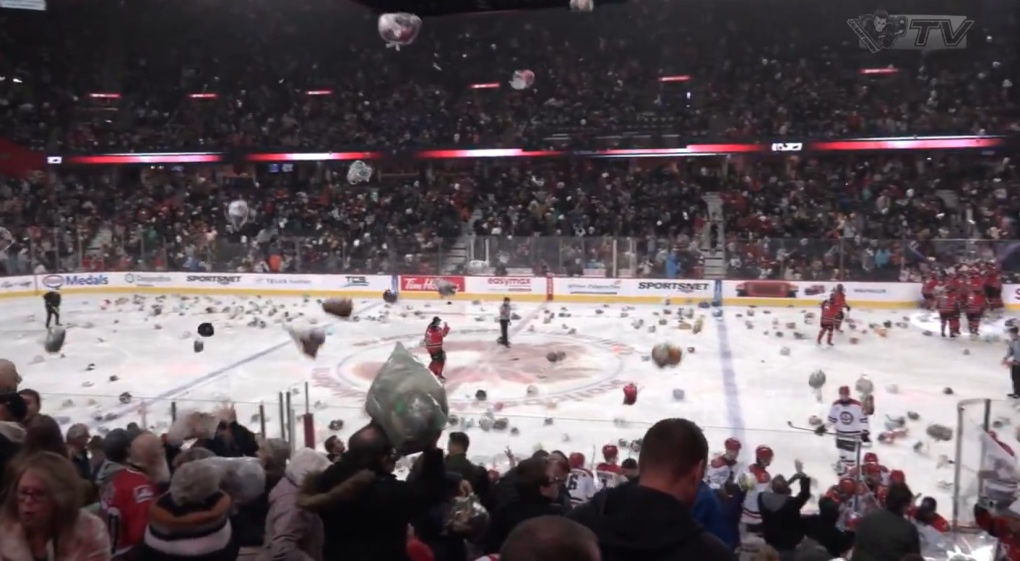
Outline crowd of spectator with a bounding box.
[0,361,1002,561]
[1,0,1017,153]
[1,152,1017,282]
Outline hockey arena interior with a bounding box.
[1,271,1017,534]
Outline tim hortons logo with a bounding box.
[401,276,465,292]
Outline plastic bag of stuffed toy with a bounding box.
[194,456,266,505]
[365,342,449,455]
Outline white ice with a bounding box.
[1,293,1012,522]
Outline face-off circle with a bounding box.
[332,330,633,404]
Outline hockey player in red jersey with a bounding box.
[936,288,961,338]
[831,284,851,332]
[986,263,1004,313]
[965,288,987,335]
[921,273,939,310]
[594,444,623,489]
[423,316,450,380]
[818,295,838,346]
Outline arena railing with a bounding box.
[4,232,1017,281]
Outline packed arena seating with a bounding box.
[1,0,1017,152]
[2,0,1020,559]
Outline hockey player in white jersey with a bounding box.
[739,445,773,533]
[705,437,742,490]
[566,452,597,505]
[816,385,870,475]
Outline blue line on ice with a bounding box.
[88,301,383,428]
[714,308,746,443]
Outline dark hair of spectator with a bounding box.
[885,482,914,515]
[448,431,470,451]
[514,457,552,495]
[638,418,708,478]
[621,458,638,469]
[21,414,68,459]
[501,515,599,561]
[17,388,40,407]
[345,423,393,472]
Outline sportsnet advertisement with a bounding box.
[635,280,712,299]
[185,274,242,286]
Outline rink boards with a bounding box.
[2,272,1019,310]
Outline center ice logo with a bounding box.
[314,329,634,409]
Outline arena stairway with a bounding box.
[701,193,727,279]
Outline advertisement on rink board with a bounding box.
[635,280,712,297]
[560,278,624,296]
[399,275,466,293]
[42,274,109,290]
[185,274,242,286]
[484,277,533,292]
[123,273,173,288]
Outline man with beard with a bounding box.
[100,432,170,561]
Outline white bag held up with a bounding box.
[569,0,594,11]
[365,342,449,455]
[226,200,250,230]
[378,13,422,49]
[510,70,535,91]
[194,456,266,505]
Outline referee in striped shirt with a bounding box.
[1004,326,1020,398]
[499,297,512,348]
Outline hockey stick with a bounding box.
[787,421,830,434]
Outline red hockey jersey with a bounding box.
[936,292,960,314]
[424,324,450,352]
[99,465,158,557]
[966,292,987,314]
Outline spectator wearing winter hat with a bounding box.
[850,482,920,561]
[235,438,291,549]
[0,452,111,561]
[140,460,239,561]
[256,448,331,561]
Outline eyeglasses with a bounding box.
[17,488,49,504]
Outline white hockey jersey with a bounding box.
[739,464,771,525]
[567,468,597,505]
[705,454,741,490]
[594,465,623,490]
[827,399,869,440]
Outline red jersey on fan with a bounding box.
[99,466,158,558]
[936,292,959,314]
[424,324,450,352]
[966,291,987,314]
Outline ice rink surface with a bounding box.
[1,292,1014,512]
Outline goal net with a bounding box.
[954,398,1020,529]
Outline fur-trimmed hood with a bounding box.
[0,509,110,561]
[149,492,233,535]
[0,421,25,444]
